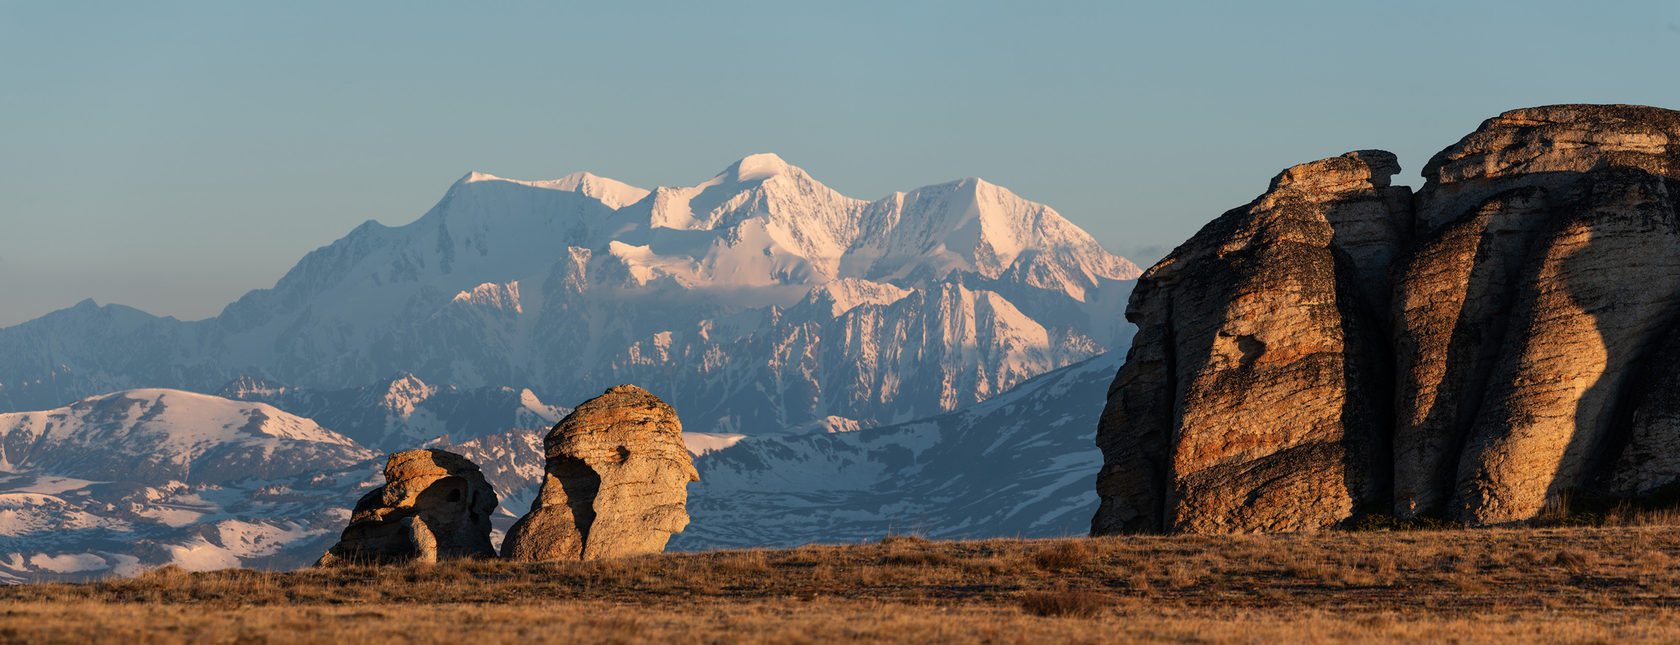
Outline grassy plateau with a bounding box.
[5,524,1680,643]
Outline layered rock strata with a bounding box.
[317,449,498,565]
[501,385,698,561]
[1095,105,1680,533]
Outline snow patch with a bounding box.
[682,432,747,456]
[165,538,243,572]
[729,153,795,182]
[28,553,107,573]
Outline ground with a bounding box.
[4,525,1680,643]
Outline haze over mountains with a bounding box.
[0,155,1137,579]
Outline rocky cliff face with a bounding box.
[1094,104,1680,533]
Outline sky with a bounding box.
[2,1,1679,327]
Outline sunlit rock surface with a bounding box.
[1095,104,1680,533]
[317,449,498,565]
[502,385,697,561]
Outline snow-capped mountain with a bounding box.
[409,352,1118,551]
[0,349,1113,579]
[0,389,373,483]
[673,351,1118,548]
[0,386,752,581]
[0,390,379,581]
[216,374,568,452]
[0,155,1137,435]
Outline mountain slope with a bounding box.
[672,351,1119,548]
[216,374,568,452]
[334,352,1118,551]
[0,347,1113,580]
[0,385,760,581]
[0,155,1138,435]
[0,389,372,483]
[0,389,381,582]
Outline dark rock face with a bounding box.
[1095,105,1680,533]
[501,385,698,561]
[316,449,498,565]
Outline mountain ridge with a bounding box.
[0,155,1138,438]
[0,342,1115,579]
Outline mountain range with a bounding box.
[0,351,1113,580]
[0,154,1138,437]
[0,154,1136,579]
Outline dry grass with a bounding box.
[1019,589,1113,617]
[8,526,1680,642]
[1030,540,1090,571]
[9,599,1680,644]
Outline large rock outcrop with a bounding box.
[317,449,498,565]
[1095,104,1680,533]
[501,385,698,561]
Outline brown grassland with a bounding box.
[6,522,1680,643]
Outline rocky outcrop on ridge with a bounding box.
[1095,104,1680,533]
[501,385,698,561]
[317,449,498,565]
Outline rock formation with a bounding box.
[501,385,698,561]
[316,449,498,565]
[1095,104,1680,533]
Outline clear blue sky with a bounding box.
[3,1,1678,326]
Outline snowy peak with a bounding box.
[633,153,858,233]
[852,177,1140,284]
[590,153,1142,299]
[458,170,504,185]
[259,154,1129,311]
[534,171,651,209]
[0,154,1138,440]
[456,170,650,210]
[377,374,436,417]
[516,388,565,426]
[722,153,800,183]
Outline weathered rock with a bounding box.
[1093,151,1408,534]
[501,385,698,561]
[1611,325,1680,497]
[1095,104,1680,534]
[1405,105,1680,524]
[316,449,498,565]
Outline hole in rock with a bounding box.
[1235,334,1265,368]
